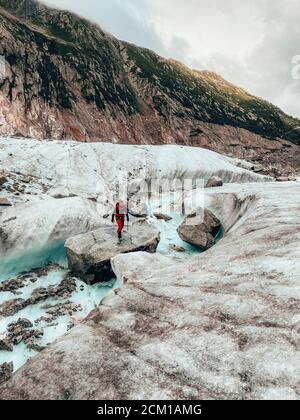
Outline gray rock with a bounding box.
[9,318,33,330]
[129,203,148,218]
[26,342,46,353]
[0,338,13,352]
[0,198,12,207]
[0,277,77,317]
[253,164,265,173]
[170,244,186,253]
[154,213,173,221]
[0,299,26,317]
[0,172,7,187]
[0,362,13,385]
[177,209,222,250]
[65,220,160,284]
[276,176,296,182]
[206,176,223,188]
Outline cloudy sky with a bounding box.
[45,0,300,117]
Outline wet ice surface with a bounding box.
[0,247,119,372]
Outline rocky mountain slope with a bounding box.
[0,0,299,174]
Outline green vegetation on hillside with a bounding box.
[125,43,300,144]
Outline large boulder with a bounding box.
[65,220,160,284]
[177,209,222,250]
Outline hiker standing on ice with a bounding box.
[112,201,129,242]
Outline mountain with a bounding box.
[0,0,299,175]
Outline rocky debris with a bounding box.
[0,318,43,353]
[6,319,43,346]
[0,263,65,294]
[276,176,297,182]
[65,220,160,284]
[252,164,265,173]
[9,318,33,330]
[0,198,12,206]
[0,276,77,317]
[34,263,65,277]
[0,171,7,187]
[33,301,82,329]
[0,169,53,197]
[0,338,13,352]
[170,244,186,253]
[153,213,173,221]
[34,267,49,278]
[10,329,43,346]
[42,301,82,320]
[0,362,13,385]
[0,276,28,293]
[177,209,222,250]
[0,298,26,317]
[26,342,46,353]
[206,176,223,188]
[48,187,77,199]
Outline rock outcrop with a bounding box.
[0,0,299,175]
[177,209,222,250]
[1,182,299,400]
[65,220,160,284]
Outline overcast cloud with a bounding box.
[44,0,300,117]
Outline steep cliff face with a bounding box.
[0,0,299,174]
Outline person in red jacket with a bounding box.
[112,201,129,241]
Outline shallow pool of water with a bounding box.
[151,213,202,259]
[0,245,119,372]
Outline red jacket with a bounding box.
[112,202,129,222]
